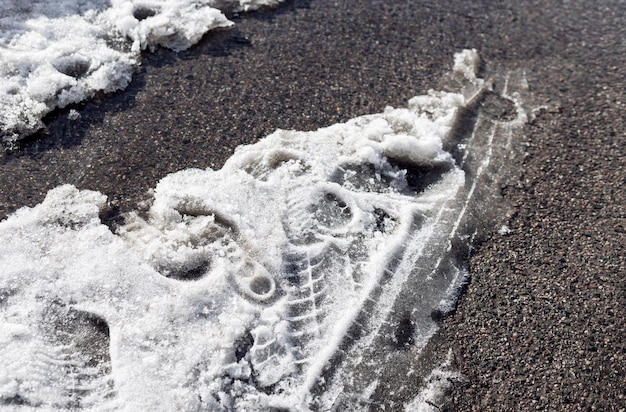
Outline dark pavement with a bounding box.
[1,1,624,410]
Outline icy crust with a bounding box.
[0,50,487,410]
[0,0,282,145]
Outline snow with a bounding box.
[0,0,282,145]
[0,49,529,410]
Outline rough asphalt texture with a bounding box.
[1,0,624,410]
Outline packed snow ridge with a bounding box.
[0,0,282,146]
[0,50,529,411]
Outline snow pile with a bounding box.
[0,0,282,145]
[0,50,522,411]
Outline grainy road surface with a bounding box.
[1,1,624,410]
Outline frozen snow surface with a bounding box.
[0,50,529,411]
[0,0,282,145]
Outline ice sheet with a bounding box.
[0,50,528,410]
[0,0,282,145]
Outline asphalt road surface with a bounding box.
[1,1,624,410]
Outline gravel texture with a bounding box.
[1,1,624,410]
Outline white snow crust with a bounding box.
[0,50,523,411]
[0,0,282,145]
